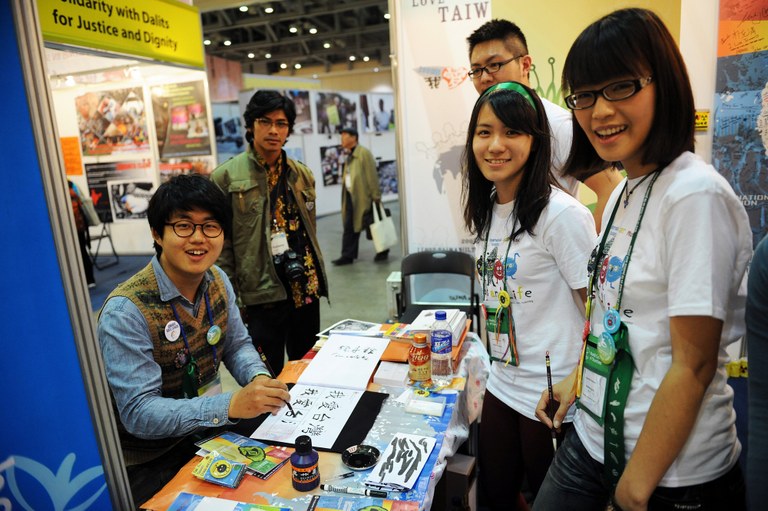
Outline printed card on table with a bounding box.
[365,433,437,491]
[297,334,389,391]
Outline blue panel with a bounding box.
[0,3,112,509]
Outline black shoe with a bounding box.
[374,250,389,262]
[332,257,354,266]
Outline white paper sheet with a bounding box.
[297,334,390,391]
[365,433,436,491]
[250,384,363,449]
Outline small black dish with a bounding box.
[341,444,380,470]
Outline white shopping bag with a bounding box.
[369,202,397,252]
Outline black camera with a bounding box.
[274,249,305,282]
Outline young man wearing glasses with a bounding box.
[98,174,291,506]
[211,90,328,377]
[467,19,622,229]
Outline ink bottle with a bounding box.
[291,435,320,491]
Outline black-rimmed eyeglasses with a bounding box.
[564,76,654,110]
[468,55,525,79]
[165,221,223,238]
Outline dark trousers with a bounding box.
[246,298,320,375]
[478,390,571,511]
[341,190,361,260]
[126,436,200,508]
[533,428,746,511]
[77,229,95,284]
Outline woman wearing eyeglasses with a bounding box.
[533,8,751,511]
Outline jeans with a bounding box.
[533,429,746,511]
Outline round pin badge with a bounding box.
[597,332,617,365]
[165,320,181,342]
[603,309,621,334]
[498,290,511,309]
[207,325,222,346]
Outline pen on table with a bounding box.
[546,351,557,451]
[320,483,387,498]
[256,345,294,414]
[324,472,354,482]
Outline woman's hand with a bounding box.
[535,367,578,430]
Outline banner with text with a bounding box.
[393,0,491,253]
[39,0,204,68]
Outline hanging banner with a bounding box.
[393,0,491,253]
[713,0,768,247]
[38,0,204,68]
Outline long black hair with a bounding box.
[462,81,554,241]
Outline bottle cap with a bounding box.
[295,435,313,454]
[413,333,427,346]
[435,311,447,321]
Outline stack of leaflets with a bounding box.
[168,492,291,511]
[394,309,467,345]
[307,495,418,511]
[195,431,291,480]
[192,451,247,489]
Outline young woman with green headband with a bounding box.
[462,81,596,509]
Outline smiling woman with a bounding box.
[461,82,596,510]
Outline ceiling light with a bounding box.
[349,55,356,61]
[323,42,331,49]
[384,13,390,20]
[248,53,255,58]
[239,5,248,12]
[64,75,76,86]
[309,27,318,34]
[363,56,370,62]
[289,25,298,34]
[203,39,211,46]
[223,40,232,46]
[264,6,274,14]
[294,63,302,69]
[374,67,380,73]
[265,52,272,59]
[312,74,318,79]
[280,63,287,69]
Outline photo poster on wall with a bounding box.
[362,93,395,133]
[85,159,153,222]
[212,101,244,165]
[107,180,155,221]
[284,146,305,164]
[315,91,359,134]
[713,0,768,248]
[320,144,345,186]
[377,159,398,200]
[283,89,313,134]
[74,87,149,156]
[159,156,216,183]
[151,81,212,159]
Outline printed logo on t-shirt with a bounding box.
[480,243,533,305]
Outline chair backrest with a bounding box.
[399,250,479,328]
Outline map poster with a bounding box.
[713,0,768,247]
[152,81,212,158]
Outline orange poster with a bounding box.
[60,136,83,176]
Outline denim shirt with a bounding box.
[98,256,270,440]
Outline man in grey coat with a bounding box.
[332,127,388,265]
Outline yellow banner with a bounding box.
[38,0,204,68]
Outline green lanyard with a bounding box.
[583,167,662,485]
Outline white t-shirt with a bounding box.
[542,98,580,197]
[574,151,752,486]
[478,187,596,420]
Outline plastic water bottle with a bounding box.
[430,310,453,386]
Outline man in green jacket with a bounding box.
[332,127,388,265]
[211,90,327,375]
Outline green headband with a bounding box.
[480,81,537,111]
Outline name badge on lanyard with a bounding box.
[271,230,289,255]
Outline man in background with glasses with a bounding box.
[467,19,621,229]
[98,174,291,506]
[211,90,328,377]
